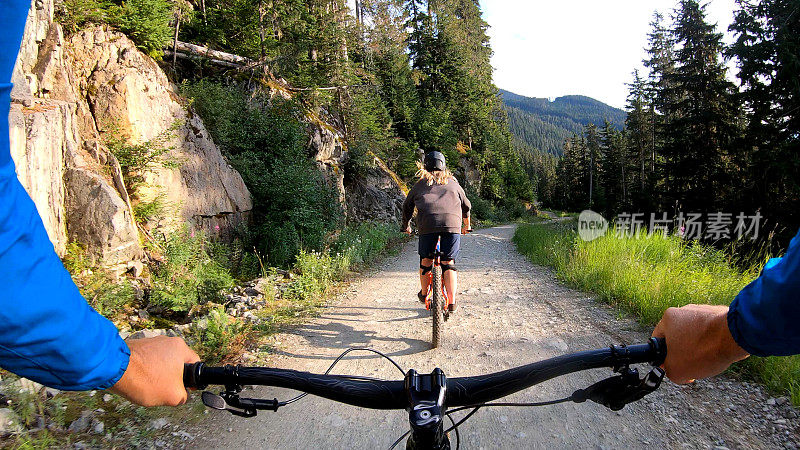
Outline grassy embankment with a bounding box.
[513,221,799,405]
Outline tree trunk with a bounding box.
[172,41,252,65]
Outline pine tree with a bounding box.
[729,0,800,237]
[642,11,675,194]
[661,0,740,211]
[625,69,655,210]
[599,121,629,215]
[584,123,601,208]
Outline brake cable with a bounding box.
[433,364,665,446]
[203,347,407,416]
[282,347,406,406]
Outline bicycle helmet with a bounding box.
[424,151,446,172]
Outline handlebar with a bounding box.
[184,338,666,410]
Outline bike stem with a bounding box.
[405,368,451,450]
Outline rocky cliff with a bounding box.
[9,0,405,273]
[9,0,252,271]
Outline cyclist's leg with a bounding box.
[419,257,433,297]
[441,259,457,304]
[438,233,461,305]
[417,233,437,299]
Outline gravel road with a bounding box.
[191,225,798,449]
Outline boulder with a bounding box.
[0,408,22,435]
[63,27,252,235]
[345,154,406,223]
[64,166,142,267]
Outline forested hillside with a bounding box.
[499,89,626,205]
[501,90,625,156]
[530,0,799,249]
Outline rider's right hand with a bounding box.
[109,336,200,407]
[403,227,412,235]
[652,304,749,384]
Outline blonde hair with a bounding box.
[415,161,453,186]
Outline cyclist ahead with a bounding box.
[401,151,471,310]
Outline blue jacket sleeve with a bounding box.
[727,228,800,357]
[0,0,130,390]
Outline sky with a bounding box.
[479,0,740,109]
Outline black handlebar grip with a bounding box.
[184,362,203,389]
[649,337,667,367]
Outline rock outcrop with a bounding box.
[9,0,404,273]
[9,0,252,269]
[304,109,406,223]
[60,26,252,235]
[7,101,74,255]
[345,154,407,224]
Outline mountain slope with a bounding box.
[500,89,626,156]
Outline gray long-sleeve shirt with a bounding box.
[402,177,471,235]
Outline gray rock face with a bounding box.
[345,155,406,224]
[0,408,21,435]
[8,0,252,268]
[64,166,142,266]
[305,112,406,224]
[7,100,74,255]
[63,27,252,235]
[308,121,347,206]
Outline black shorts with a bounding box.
[418,232,461,261]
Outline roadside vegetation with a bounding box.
[1,222,403,448]
[514,221,800,406]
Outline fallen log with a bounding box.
[172,40,252,65]
[164,50,244,69]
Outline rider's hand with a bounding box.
[109,336,200,407]
[403,227,412,235]
[652,304,749,384]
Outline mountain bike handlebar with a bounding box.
[183,337,666,410]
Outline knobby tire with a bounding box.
[431,265,444,348]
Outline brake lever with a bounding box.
[201,390,281,417]
[571,366,665,411]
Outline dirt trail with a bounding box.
[191,225,798,449]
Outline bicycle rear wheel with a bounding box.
[431,265,444,348]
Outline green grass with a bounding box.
[513,222,800,405]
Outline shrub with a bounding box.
[183,81,343,267]
[108,0,174,57]
[189,307,252,364]
[469,195,499,223]
[150,228,234,312]
[132,192,169,225]
[105,123,181,197]
[62,242,137,319]
[58,0,110,33]
[284,250,341,303]
[331,222,402,267]
[58,0,176,57]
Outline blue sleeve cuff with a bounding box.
[727,228,800,357]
